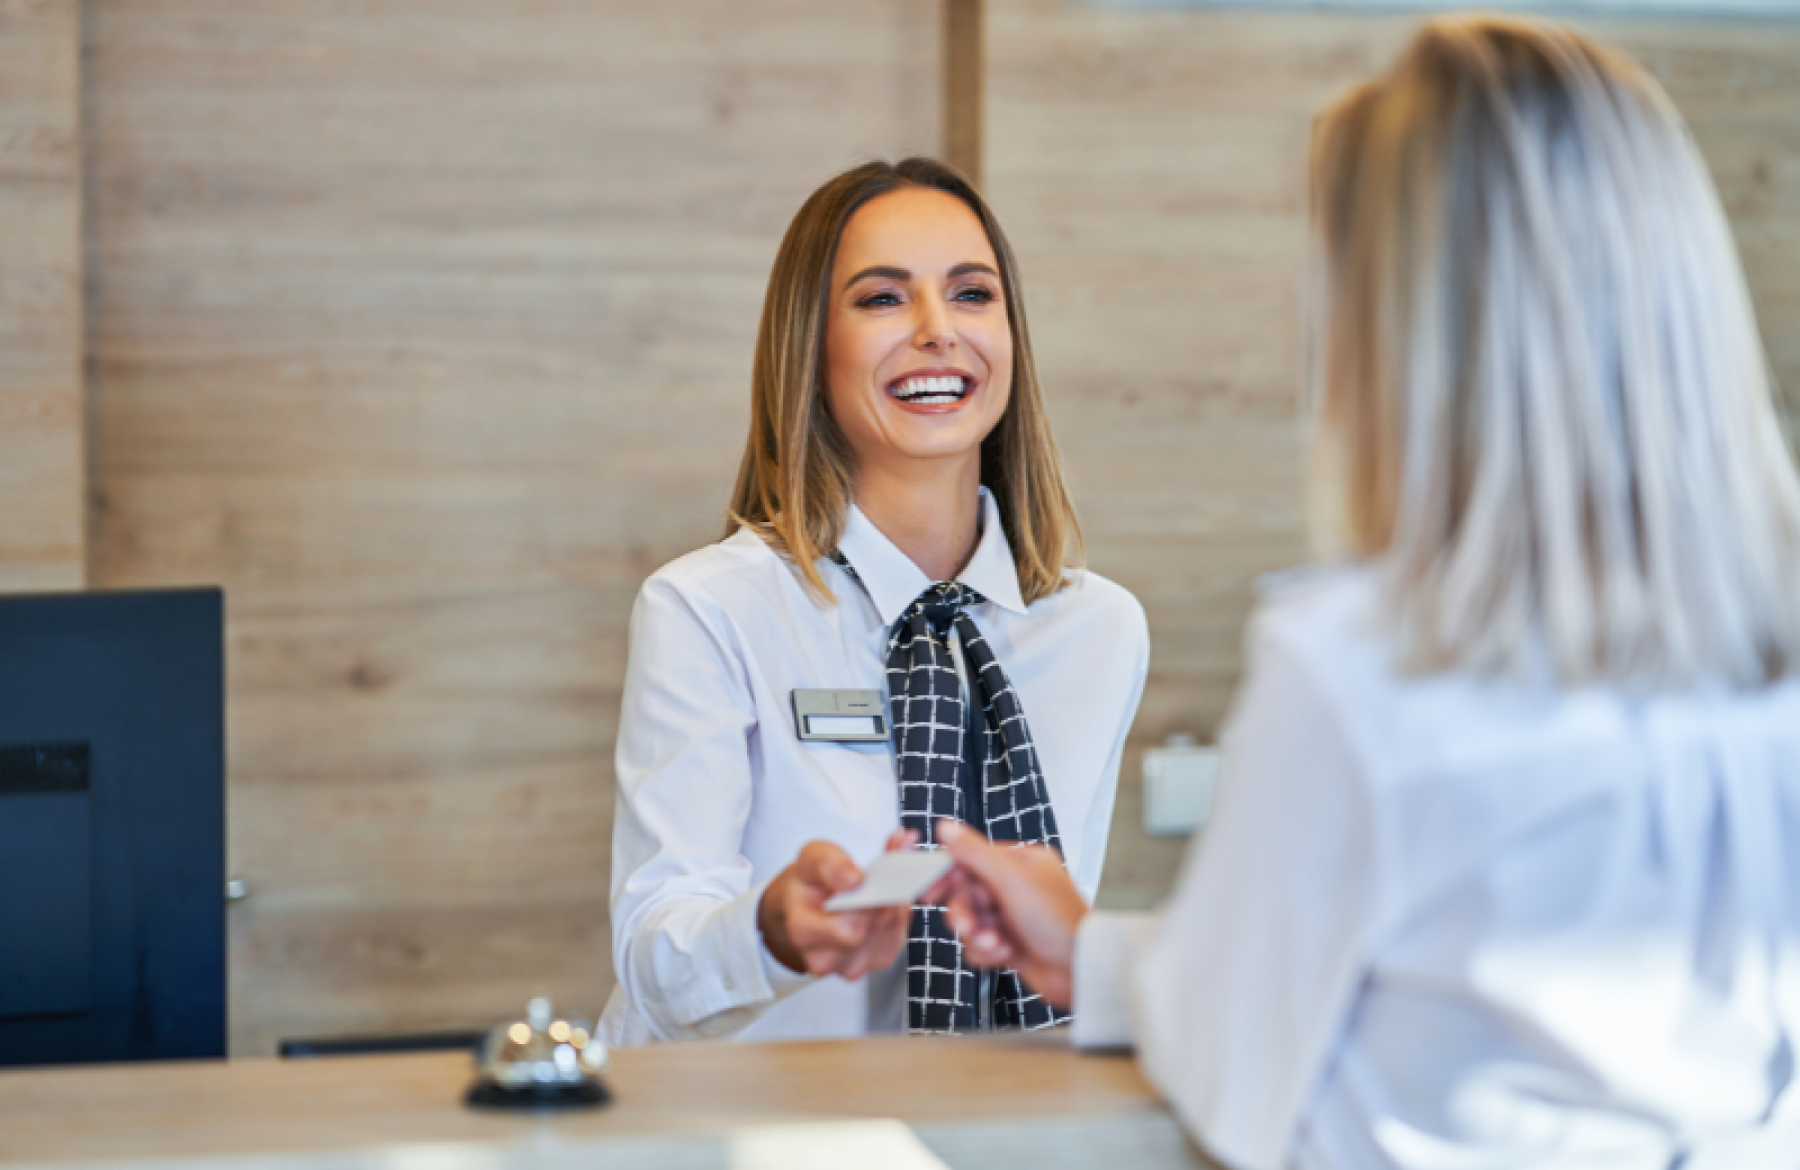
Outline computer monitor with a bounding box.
[0,588,225,1065]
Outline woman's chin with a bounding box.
[858,429,975,465]
[840,395,1006,469]
[878,403,993,444]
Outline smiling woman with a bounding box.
[822,186,1016,582]
[730,159,1079,607]
[599,158,1149,1045]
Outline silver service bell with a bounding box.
[465,996,611,1110]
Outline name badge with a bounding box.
[792,689,889,743]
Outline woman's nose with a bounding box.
[913,295,956,352]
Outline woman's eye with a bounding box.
[858,291,902,308]
[953,285,997,304]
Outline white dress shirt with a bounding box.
[601,487,1149,1045]
[1073,565,1800,1170]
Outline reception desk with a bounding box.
[0,1032,1215,1169]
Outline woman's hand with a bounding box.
[925,820,1089,1009]
[757,829,918,979]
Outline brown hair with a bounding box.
[725,157,1083,606]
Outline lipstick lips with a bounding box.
[886,371,976,414]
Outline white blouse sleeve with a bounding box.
[1128,616,1384,1169]
[1072,909,1160,1049]
[608,575,809,1042]
[1069,601,1151,901]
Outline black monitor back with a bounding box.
[0,589,225,1065]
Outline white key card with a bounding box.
[824,850,953,912]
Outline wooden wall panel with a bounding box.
[84,0,1800,1047]
[85,0,940,1054]
[985,2,1800,907]
[0,0,83,590]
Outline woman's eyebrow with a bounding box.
[843,265,910,288]
[947,262,998,279]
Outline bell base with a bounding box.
[465,1077,611,1110]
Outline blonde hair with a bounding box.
[726,158,1083,605]
[1308,15,1800,688]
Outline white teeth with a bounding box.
[891,375,969,402]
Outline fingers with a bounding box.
[931,819,1087,984]
[961,932,1014,969]
[943,895,1013,967]
[961,869,1000,916]
[840,905,909,980]
[794,903,908,979]
[947,879,1010,955]
[795,840,863,894]
[772,834,931,981]
[790,913,863,974]
[884,827,921,853]
[769,828,1071,983]
[935,820,1014,889]
[781,843,868,967]
[930,828,1018,952]
[936,820,1067,896]
[918,863,960,906]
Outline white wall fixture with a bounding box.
[1142,734,1222,837]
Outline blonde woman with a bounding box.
[599,158,1148,1045]
[931,17,1800,1169]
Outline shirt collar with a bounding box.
[834,486,1028,625]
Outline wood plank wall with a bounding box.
[0,0,83,591]
[83,0,939,1055]
[59,0,1800,1049]
[985,1,1800,907]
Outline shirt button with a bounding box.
[723,975,735,991]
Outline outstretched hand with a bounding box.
[758,829,918,980]
[923,820,1088,1009]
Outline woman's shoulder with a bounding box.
[630,529,812,660]
[641,527,788,602]
[1241,564,1546,745]
[1042,567,1149,643]
[1249,563,1382,660]
[1237,564,1449,788]
[1239,564,1800,789]
[633,529,824,641]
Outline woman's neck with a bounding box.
[854,455,983,584]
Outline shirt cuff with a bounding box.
[657,883,806,1026]
[1071,909,1159,1050]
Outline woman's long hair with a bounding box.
[1308,16,1800,688]
[725,157,1083,606]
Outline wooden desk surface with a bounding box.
[0,1033,1212,1170]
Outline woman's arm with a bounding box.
[609,575,906,1040]
[609,575,785,1040]
[1127,617,1380,1166]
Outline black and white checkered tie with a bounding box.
[835,554,1070,1034]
